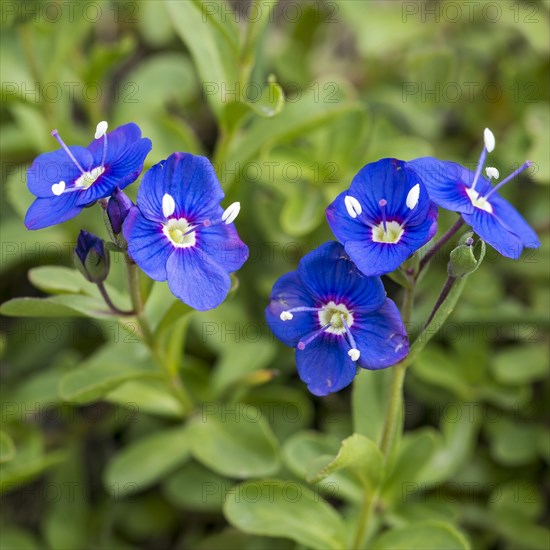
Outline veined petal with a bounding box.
[265,271,317,348]
[407,158,475,214]
[137,153,225,224]
[462,208,525,259]
[295,333,357,396]
[166,246,231,311]
[124,207,173,280]
[489,193,541,249]
[87,122,144,165]
[24,192,83,230]
[76,138,152,205]
[353,299,409,369]
[27,147,94,198]
[297,242,386,311]
[198,223,249,273]
[344,239,412,278]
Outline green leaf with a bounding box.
[163,460,234,511]
[307,434,384,492]
[282,431,361,503]
[485,418,539,466]
[224,86,363,188]
[224,480,347,550]
[59,344,158,403]
[490,344,548,384]
[166,0,238,118]
[187,405,280,478]
[0,431,16,463]
[103,425,191,497]
[0,527,40,550]
[105,380,185,419]
[0,297,86,318]
[43,447,89,550]
[383,429,439,503]
[352,368,394,445]
[370,521,470,549]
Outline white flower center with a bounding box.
[466,187,493,213]
[163,218,196,248]
[372,221,404,243]
[74,166,105,189]
[318,301,353,335]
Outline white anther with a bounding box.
[485,167,499,180]
[484,128,495,153]
[280,311,293,321]
[51,181,66,196]
[348,348,360,361]
[344,195,362,218]
[162,193,176,217]
[95,121,108,140]
[222,202,241,224]
[406,183,420,209]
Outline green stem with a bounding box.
[96,282,134,317]
[352,285,416,548]
[125,257,193,413]
[417,217,465,276]
[351,485,378,550]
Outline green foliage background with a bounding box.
[1,1,549,549]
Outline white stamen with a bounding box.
[485,167,499,180]
[222,202,241,224]
[344,195,362,218]
[406,183,420,209]
[162,193,176,218]
[484,128,495,153]
[94,121,108,140]
[348,348,360,361]
[51,181,66,196]
[280,311,293,321]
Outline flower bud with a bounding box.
[74,230,110,283]
[107,188,133,235]
[447,232,486,279]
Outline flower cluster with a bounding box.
[25,121,248,311]
[266,130,539,396]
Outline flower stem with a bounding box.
[352,284,416,548]
[417,217,465,275]
[96,282,134,316]
[125,257,194,414]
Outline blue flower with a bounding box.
[265,241,409,396]
[407,129,540,259]
[25,121,152,230]
[123,152,249,311]
[326,158,438,277]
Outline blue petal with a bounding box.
[462,208,525,259]
[489,193,541,249]
[297,242,386,312]
[124,207,173,280]
[295,333,357,396]
[198,223,249,273]
[407,158,475,214]
[137,153,225,224]
[24,192,83,230]
[265,271,317,348]
[88,123,144,166]
[326,190,373,242]
[27,147,94,198]
[347,158,424,220]
[166,247,231,311]
[344,239,411,277]
[76,137,152,205]
[353,299,409,369]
